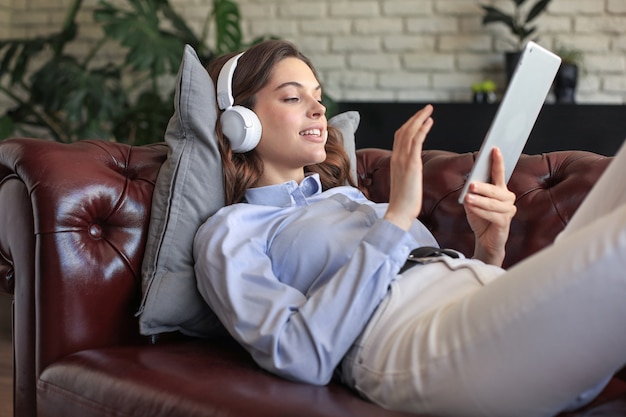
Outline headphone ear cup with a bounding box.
[221,105,263,153]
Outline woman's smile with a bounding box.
[299,126,325,143]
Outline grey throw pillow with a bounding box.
[139,44,360,338]
[328,111,359,184]
[139,45,224,337]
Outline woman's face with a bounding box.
[252,57,327,185]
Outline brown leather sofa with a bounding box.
[1,137,625,417]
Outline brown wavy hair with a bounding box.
[206,40,355,205]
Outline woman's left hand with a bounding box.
[461,147,517,266]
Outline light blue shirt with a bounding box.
[193,174,439,385]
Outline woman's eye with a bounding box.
[284,97,300,102]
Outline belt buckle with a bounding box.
[399,246,460,274]
[407,247,459,264]
[406,254,441,265]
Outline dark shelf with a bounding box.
[338,102,626,156]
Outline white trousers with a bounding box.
[342,141,626,417]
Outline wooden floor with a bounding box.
[0,332,12,417]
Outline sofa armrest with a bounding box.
[0,138,167,414]
[356,148,612,268]
[0,173,37,416]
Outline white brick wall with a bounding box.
[1,0,625,104]
[235,0,626,103]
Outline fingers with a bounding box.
[465,182,517,227]
[385,105,434,231]
[465,191,516,217]
[462,147,509,204]
[393,105,434,154]
[467,147,514,205]
[400,104,434,135]
[490,147,507,187]
[465,147,516,219]
[466,182,516,209]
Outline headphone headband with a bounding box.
[217,52,244,111]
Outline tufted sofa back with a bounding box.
[0,139,167,414]
[0,138,612,415]
[357,148,611,268]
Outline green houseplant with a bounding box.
[0,0,250,144]
[480,0,552,82]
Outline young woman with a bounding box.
[194,39,626,417]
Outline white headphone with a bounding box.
[216,52,263,153]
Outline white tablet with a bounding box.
[458,41,561,204]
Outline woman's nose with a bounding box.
[309,98,326,118]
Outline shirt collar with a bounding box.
[244,173,322,207]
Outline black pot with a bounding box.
[505,51,522,84]
[554,63,579,104]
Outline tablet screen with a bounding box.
[458,42,561,204]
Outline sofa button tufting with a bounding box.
[2,268,14,294]
[88,224,103,239]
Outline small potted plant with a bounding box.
[472,80,498,103]
[480,0,552,82]
[554,45,584,103]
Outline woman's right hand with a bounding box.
[383,105,434,231]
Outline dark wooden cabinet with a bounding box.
[338,102,626,156]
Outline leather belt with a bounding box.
[399,246,460,274]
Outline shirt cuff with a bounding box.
[363,219,418,271]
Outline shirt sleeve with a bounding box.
[193,210,417,386]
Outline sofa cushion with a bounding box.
[139,44,360,337]
[37,340,414,417]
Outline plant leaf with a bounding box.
[0,115,15,140]
[526,0,552,24]
[0,38,44,85]
[0,43,19,78]
[481,6,516,30]
[112,90,172,145]
[95,0,185,76]
[213,0,242,54]
[520,25,537,41]
[28,56,127,140]
[160,1,201,47]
